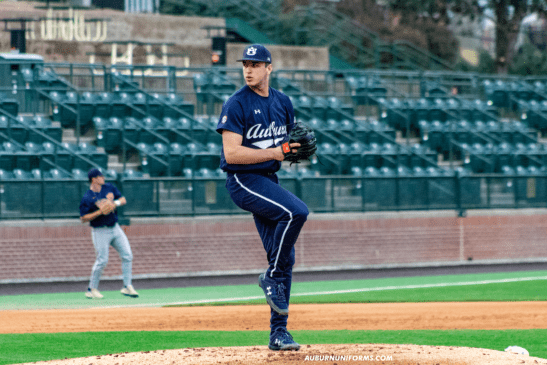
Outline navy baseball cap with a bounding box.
[237,44,272,63]
[88,168,103,181]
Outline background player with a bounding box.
[216,44,308,351]
[79,168,138,299]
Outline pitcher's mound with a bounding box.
[23,344,547,365]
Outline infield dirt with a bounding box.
[5,302,547,365]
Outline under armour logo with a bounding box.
[247,47,257,56]
[267,286,272,296]
[254,109,261,114]
[275,339,281,345]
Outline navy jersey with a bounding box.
[79,183,122,228]
[216,85,295,173]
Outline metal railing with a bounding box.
[1,171,546,219]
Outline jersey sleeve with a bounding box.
[79,196,96,217]
[110,184,123,200]
[216,99,245,136]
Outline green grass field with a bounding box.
[1,270,546,364]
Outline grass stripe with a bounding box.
[1,330,547,365]
[2,270,547,310]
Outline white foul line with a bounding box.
[126,275,547,308]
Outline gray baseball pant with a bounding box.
[89,223,133,289]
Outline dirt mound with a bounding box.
[19,344,547,365]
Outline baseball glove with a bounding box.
[96,199,116,215]
[281,122,317,164]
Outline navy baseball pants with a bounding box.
[226,172,308,332]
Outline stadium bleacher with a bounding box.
[2,47,547,217]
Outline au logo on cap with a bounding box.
[247,47,257,56]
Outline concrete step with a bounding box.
[107,161,140,173]
[62,128,95,145]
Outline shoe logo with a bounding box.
[267,286,272,296]
[275,339,281,345]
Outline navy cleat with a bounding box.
[258,273,289,316]
[269,328,300,351]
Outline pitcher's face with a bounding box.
[242,60,272,90]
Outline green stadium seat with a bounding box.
[29,116,61,144]
[55,91,78,128]
[189,116,210,143]
[0,168,14,180]
[0,92,18,116]
[409,143,431,168]
[78,143,107,171]
[429,98,446,122]
[348,141,365,168]
[94,92,113,119]
[131,93,148,119]
[168,142,185,176]
[10,115,30,145]
[79,91,96,122]
[145,142,169,176]
[0,116,7,142]
[120,117,140,146]
[314,142,337,175]
[367,119,396,145]
[195,167,214,178]
[112,92,133,119]
[193,142,221,171]
[455,99,473,121]
[18,142,41,171]
[345,75,368,105]
[93,117,108,149]
[272,76,301,97]
[380,143,398,169]
[0,142,19,171]
[39,142,56,171]
[12,168,32,179]
[209,74,237,95]
[297,96,312,119]
[133,145,148,176]
[71,168,87,180]
[45,168,70,179]
[123,169,144,179]
[423,81,446,99]
[312,96,328,120]
[155,117,176,142]
[163,93,195,119]
[148,93,165,119]
[413,98,430,123]
[483,80,505,107]
[55,142,77,171]
[139,116,160,145]
[104,117,123,153]
[62,91,96,130]
[326,96,354,120]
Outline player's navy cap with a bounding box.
[88,168,103,181]
[237,44,272,63]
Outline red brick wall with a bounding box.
[1,211,547,283]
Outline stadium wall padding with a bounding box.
[1,210,547,283]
